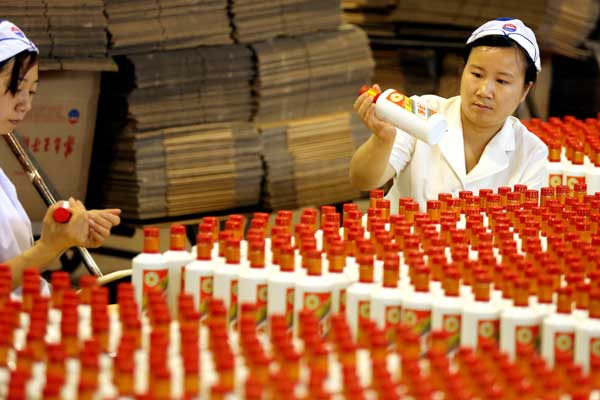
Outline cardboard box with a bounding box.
[0,70,100,231]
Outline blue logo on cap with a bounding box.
[502,23,517,33]
[68,109,80,125]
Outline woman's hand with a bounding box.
[39,198,89,253]
[353,83,396,144]
[84,209,122,248]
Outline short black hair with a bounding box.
[0,50,38,95]
[463,35,537,85]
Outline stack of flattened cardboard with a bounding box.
[95,123,262,219]
[90,44,257,219]
[105,0,232,55]
[253,25,374,123]
[46,0,107,58]
[345,0,599,58]
[124,44,255,130]
[371,48,439,96]
[230,0,342,43]
[259,112,366,210]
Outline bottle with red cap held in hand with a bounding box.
[52,201,71,223]
[359,85,447,145]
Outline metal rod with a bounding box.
[3,131,104,277]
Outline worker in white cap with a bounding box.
[350,18,548,213]
[0,20,121,290]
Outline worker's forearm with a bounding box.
[349,134,395,190]
[5,241,59,290]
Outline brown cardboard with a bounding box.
[0,70,100,227]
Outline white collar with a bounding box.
[438,97,516,186]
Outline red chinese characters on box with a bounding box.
[20,135,76,159]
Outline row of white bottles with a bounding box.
[546,140,600,192]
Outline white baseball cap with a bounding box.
[0,20,38,64]
[466,18,541,73]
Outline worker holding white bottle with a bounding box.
[350,18,548,213]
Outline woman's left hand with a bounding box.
[84,209,122,248]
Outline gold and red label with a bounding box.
[590,337,600,366]
[442,313,461,352]
[180,265,186,292]
[548,174,563,187]
[285,287,295,330]
[384,305,401,344]
[402,308,431,337]
[199,276,213,319]
[229,279,238,326]
[477,319,499,346]
[515,325,540,353]
[386,91,412,112]
[339,289,347,315]
[357,300,371,346]
[565,175,585,190]
[553,331,574,360]
[303,291,332,337]
[255,284,268,333]
[142,268,168,308]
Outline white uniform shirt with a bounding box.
[386,95,548,213]
[0,167,33,259]
[0,167,50,295]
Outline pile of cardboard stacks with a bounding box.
[1,0,107,60]
[105,0,232,54]
[91,1,375,219]
[253,25,375,123]
[91,45,259,219]
[229,0,342,43]
[343,0,600,58]
[95,122,262,220]
[260,113,370,210]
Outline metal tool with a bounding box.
[3,130,104,277]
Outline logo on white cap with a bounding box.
[0,20,38,64]
[467,18,541,73]
[501,23,517,33]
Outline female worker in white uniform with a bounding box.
[0,20,121,291]
[350,18,548,213]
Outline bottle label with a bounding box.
[384,305,401,345]
[386,91,413,113]
[402,308,431,355]
[199,276,213,320]
[590,337,600,366]
[303,291,332,337]
[515,324,540,353]
[442,313,461,352]
[402,308,431,337]
[477,319,499,346]
[553,331,574,360]
[180,265,186,292]
[229,279,238,326]
[256,284,268,334]
[285,287,295,330]
[548,173,563,187]
[339,289,347,315]
[565,175,585,190]
[357,300,371,347]
[142,268,168,308]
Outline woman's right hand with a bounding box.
[353,83,396,143]
[39,198,89,254]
